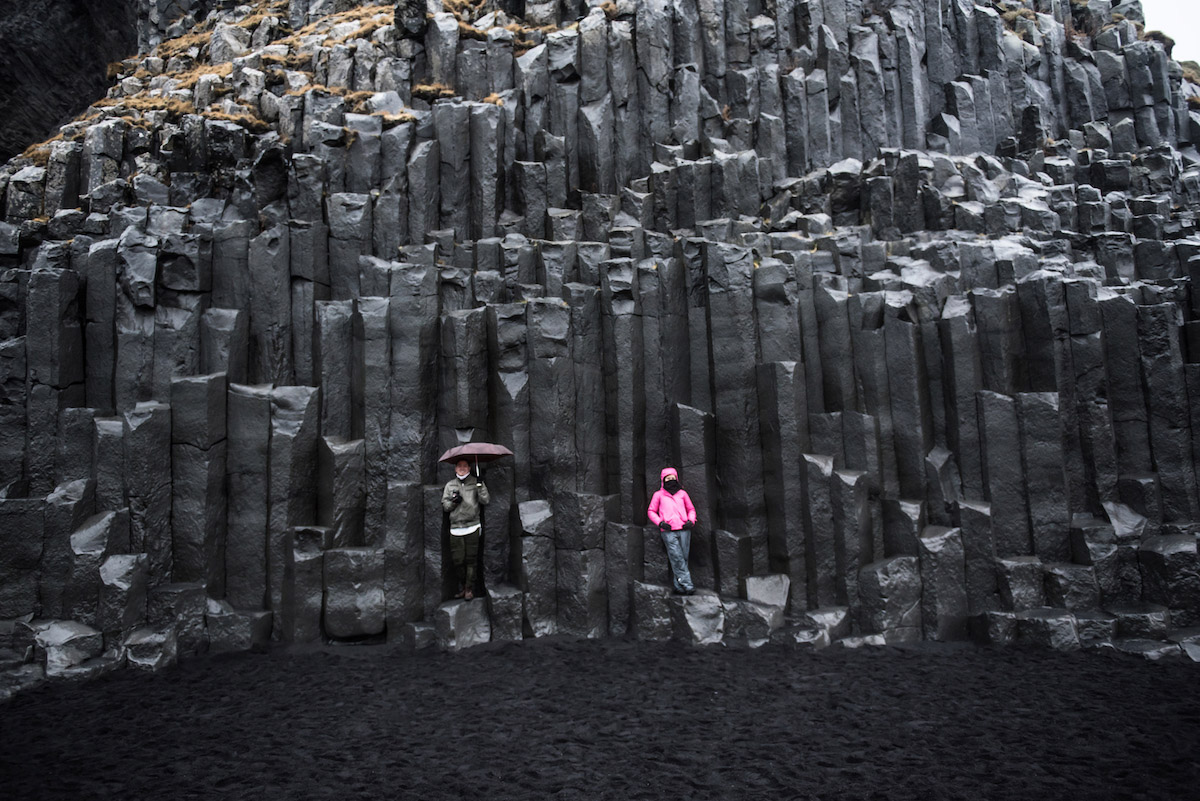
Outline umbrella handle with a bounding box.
[475,455,479,477]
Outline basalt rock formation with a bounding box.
[3,0,1200,691]
[0,0,143,162]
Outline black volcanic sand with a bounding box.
[2,638,1198,800]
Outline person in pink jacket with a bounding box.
[647,467,697,595]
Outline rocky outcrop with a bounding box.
[3,0,1200,694]
[0,0,140,162]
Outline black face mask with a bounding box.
[664,479,680,493]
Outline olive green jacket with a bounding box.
[441,473,490,527]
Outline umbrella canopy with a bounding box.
[437,442,514,465]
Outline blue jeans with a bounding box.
[661,529,693,592]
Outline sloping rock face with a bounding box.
[3,0,1200,680]
[0,0,140,162]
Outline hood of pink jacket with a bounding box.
[660,467,678,486]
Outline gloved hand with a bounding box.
[452,491,463,506]
[658,521,671,531]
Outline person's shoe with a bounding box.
[464,588,474,600]
[454,586,466,599]
[683,588,695,596]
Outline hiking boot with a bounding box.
[464,588,474,600]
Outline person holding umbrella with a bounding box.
[441,458,489,600]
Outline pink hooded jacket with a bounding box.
[647,467,696,531]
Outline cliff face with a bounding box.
[2,0,1200,676]
[0,0,139,161]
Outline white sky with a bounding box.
[1140,0,1200,64]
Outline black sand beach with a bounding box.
[2,639,1198,800]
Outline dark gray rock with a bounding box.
[1075,611,1117,647]
[383,481,423,632]
[1017,392,1069,562]
[801,453,838,608]
[0,498,43,617]
[996,556,1045,612]
[124,402,171,586]
[713,528,752,600]
[97,553,148,635]
[519,499,556,637]
[556,548,606,638]
[318,437,365,547]
[604,521,642,637]
[323,547,385,639]
[1139,535,1200,625]
[1114,639,1181,661]
[36,619,103,677]
[757,362,810,609]
[486,583,523,642]
[39,478,94,620]
[1043,563,1101,612]
[148,581,206,656]
[205,599,271,653]
[226,383,271,611]
[552,492,608,552]
[1016,608,1081,652]
[65,508,129,625]
[669,589,724,645]
[631,580,673,642]
[858,556,922,642]
[282,525,330,644]
[918,526,969,641]
[123,624,178,672]
[722,598,780,644]
[979,390,1032,556]
[434,598,491,651]
[1109,603,1171,640]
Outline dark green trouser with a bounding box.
[450,529,480,587]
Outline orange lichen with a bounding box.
[94,96,195,118]
[458,20,489,41]
[412,82,458,101]
[380,111,417,127]
[170,62,234,91]
[201,110,273,134]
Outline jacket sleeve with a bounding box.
[441,480,457,512]
[646,492,662,525]
[477,478,490,506]
[683,491,697,525]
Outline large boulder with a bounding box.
[434,599,491,651]
[1139,536,1200,625]
[205,599,271,653]
[722,598,779,645]
[858,557,922,642]
[124,624,178,671]
[631,581,673,642]
[1016,608,1081,651]
[35,620,102,677]
[669,589,724,645]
